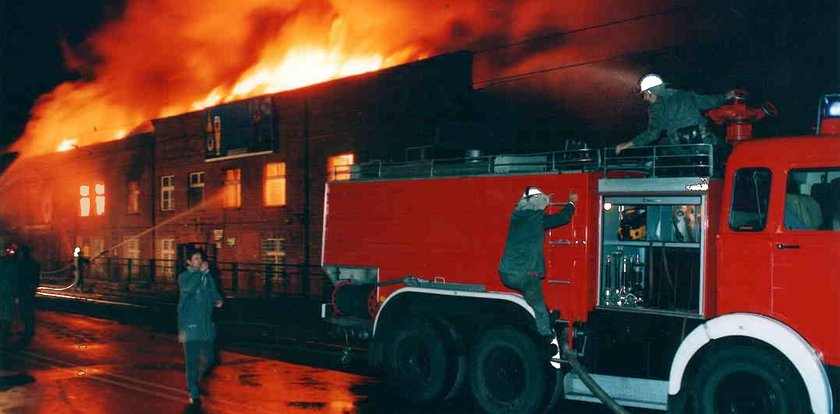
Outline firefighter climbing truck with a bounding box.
[320,94,840,414]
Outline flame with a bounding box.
[57,139,79,152]
[13,0,699,157]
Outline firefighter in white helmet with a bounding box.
[615,73,738,163]
[498,186,577,352]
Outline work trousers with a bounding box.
[18,295,36,341]
[183,340,214,399]
[499,272,552,337]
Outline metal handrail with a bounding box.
[603,144,714,177]
[334,148,601,181]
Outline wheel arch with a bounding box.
[668,313,832,414]
[372,287,538,342]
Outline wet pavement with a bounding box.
[0,301,659,414]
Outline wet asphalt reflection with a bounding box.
[0,307,655,414]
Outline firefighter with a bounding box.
[73,247,90,293]
[498,187,577,350]
[615,74,738,174]
[15,245,40,345]
[0,246,19,353]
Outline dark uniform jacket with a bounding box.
[0,258,19,321]
[631,88,726,147]
[498,204,575,278]
[177,268,222,342]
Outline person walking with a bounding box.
[498,187,577,349]
[177,249,223,406]
[15,246,40,346]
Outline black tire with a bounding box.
[691,345,809,414]
[469,327,548,414]
[384,319,452,404]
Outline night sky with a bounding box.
[1,0,120,149]
[1,0,838,152]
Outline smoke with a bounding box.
[13,0,696,156]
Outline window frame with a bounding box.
[223,168,242,209]
[264,162,287,207]
[728,167,773,232]
[783,167,840,231]
[161,175,175,211]
[127,181,140,214]
[188,171,205,208]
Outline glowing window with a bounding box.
[327,153,354,181]
[224,169,242,208]
[127,181,140,214]
[264,163,286,207]
[80,185,90,217]
[95,184,105,215]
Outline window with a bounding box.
[785,168,840,231]
[264,163,286,206]
[224,168,241,208]
[600,196,703,314]
[80,185,91,217]
[159,238,176,279]
[161,176,174,211]
[261,237,286,282]
[327,153,354,181]
[124,237,140,260]
[123,237,140,277]
[91,238,105,278]
[79,183,105,216]
[127,181,140,214]
[188,172,205,208]
[729,168,772,231]
[95,184,105,215]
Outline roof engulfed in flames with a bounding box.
[13,0,696,156]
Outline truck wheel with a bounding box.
[691,345,809,414]
[469,327,547,414]
[384,319,451,403]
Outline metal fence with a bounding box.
[40,257,328,300]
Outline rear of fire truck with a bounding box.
[320,94,840,414]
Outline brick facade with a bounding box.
[0,51,473,294]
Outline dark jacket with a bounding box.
[177,268,222,342]
[0,258,19,321]
[631,88,726,147]
[498,204,575,278]
[17,257,41,296]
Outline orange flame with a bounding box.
[12,1,697,156]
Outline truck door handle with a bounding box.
[776,244,800,250]
[548,280,571,285]
[549,240,572,246]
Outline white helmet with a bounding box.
[522,186,545,199]
[639,73,664,93]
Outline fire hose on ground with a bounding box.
[559,334,631,414]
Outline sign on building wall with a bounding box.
[204,96,276,160]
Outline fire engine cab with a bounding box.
[320,94,840,414]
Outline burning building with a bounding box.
[0,51,473,295]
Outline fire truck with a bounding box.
[320,94,840,414]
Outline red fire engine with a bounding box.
[321,94,840,414]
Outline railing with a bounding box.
[603,144,715,178]
[39,257,328,300]
[331,148,601,181]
